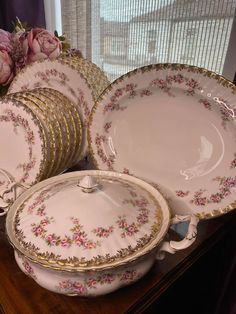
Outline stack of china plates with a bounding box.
[0,88,82,189]
[8,56,110,159]
[58,55,110,101]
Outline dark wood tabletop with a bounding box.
[0,207,235,314]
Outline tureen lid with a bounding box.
[6,170,170,271]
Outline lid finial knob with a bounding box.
[78,175,98,193]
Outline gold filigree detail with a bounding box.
[10,174,165,271]
[22,91,64,176]
[0,96,48,184]
[10,93,57,178]
[40,87,83,166]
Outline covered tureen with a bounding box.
[5,170,198,296]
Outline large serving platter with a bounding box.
[89,64,236,219]
[8,58,107,159]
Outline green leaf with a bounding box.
[0,85,9,97]
[59,36,66,41]
[62,42,71,50]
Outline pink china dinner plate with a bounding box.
[8,58,94,159]
[89,64,236,219]
[0,98,47,189]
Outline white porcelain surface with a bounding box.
[6,170,169,271]
[89,64,236,219]
[15,250,153,297]
[6,170,198,296]
[9,58,94,158]
[0,98,46,188]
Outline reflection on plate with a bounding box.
[89,64,236,219]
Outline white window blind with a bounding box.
[61,0,236,82]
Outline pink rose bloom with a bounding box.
[0,49,14,85]
[22,28,62,63]
[0,29,12,52]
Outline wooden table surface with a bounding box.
[0,208,235,314]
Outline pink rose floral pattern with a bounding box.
[95,133,115,170]
[92,226,114,238]
[94,68,235,173]
[95,84,152,168]
[32,68,83,116]
[117,196,150,238]
[103,83,135,114]
[176,176,236,206]
[103,83,153,114]
[175,152,236,206]
[199,98,211,110]
[15,175,162,268]
[230,154,236,169]
[150,74,201,97]
[175,190,190,197]
[0,109,36,183]
[35,68,69,85]
[104,121,112,133]
[22,177,155,259]
[31,216,99,249]
[17,253,37,280]
[118,270,138,282]
[27,182,66,214]
[57,280,87,295]
[22,258,37,280]
[56,270,139,295]
[77,88,90,125]
[218,98,234,130]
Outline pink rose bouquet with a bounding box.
[21,28,62,63]
[0,49,14,86]
[0,30,14,94]
[0,18,81,96]
[0,29,12,52]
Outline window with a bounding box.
[148,40,156,54]
[60,0,236,82]
[186,27,196,37]
[148,29,157,39]
[111,38,126,56]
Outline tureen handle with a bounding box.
[156,214,199,260]
[0,168,30,216]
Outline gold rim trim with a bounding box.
[88,63,236,221]
[1,96,48,185]
[34,88,74,173]
[41,87,83,166]
[11,93,58,179]
[6,171,170,272]
[58,55,110,100]
[8,57,103,159]
[22,91,64,176]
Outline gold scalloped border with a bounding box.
[10,93,58,178]
[41,87,83,167]
[88,63,236,221]
[8,56,110,160]
[0,96,48,184]
[6,172,171,272]
[30,90,70,174]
